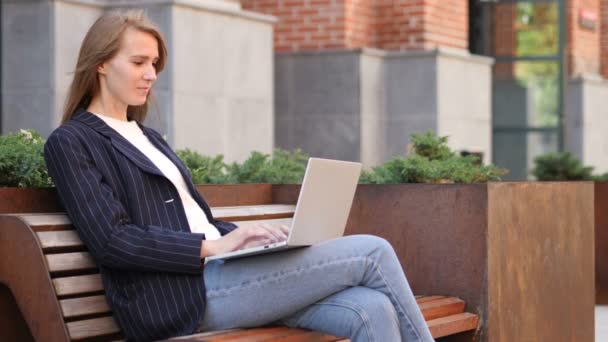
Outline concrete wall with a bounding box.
[275,51,362,162]
[171,4,274,162]
[566,74,608,173]
[54,1,105,128]
[276,48,493,168]
[2,1,56,137]
[2,0,275,163]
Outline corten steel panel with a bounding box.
[273,184,488,341]
[0,184,274,214]
[0,188,62,214]
[196,184,273,207]
[0,285,34,342]
[487,182,594,342]
[596,182,608,304]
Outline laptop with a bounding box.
[206,158,362,261]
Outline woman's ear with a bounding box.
[97,63,106,75]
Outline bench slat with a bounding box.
[17,213,71,227]
[416,295,445,303]
[46,252,96,275]
[38,230,84,252]
[37,218,294,255]
[208,328,305,342]
[168,327,291,341]
[66,316,120,340]
[427,312,479,339]
[176,327,344,342]
[212,205,296,220]
[16,204,297,231]
[269,331,349,342]
[53,274,104,297]
[419,297,465,320]
[60,295,111,319]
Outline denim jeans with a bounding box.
[199,234,435,342]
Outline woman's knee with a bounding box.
[346,234,397,258]
[343,234,395,255]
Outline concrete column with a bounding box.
[275,48,493,168]
[566,74,608,173]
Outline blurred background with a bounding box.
[1,0,606,180]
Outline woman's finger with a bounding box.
[258,223,284,242]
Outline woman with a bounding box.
[44,9,434,342]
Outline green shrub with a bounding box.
[531,152,604,181]
[409,132,454,161]
[175,149,234,184]
[228,148,308,184]
[175,148,308,184]
[361,131,507,184]
[0,129,53,187]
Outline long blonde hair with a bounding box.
[61,9,167,124]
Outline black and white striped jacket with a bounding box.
[44,108,237,341]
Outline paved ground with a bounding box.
[597,306,608,341]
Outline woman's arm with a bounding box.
[44,129,206,274]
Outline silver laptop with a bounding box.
[206,158,362,261]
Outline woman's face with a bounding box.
[98,27,159,107]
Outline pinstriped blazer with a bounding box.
[43,108,237,341]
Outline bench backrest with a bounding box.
[0,205,295,341]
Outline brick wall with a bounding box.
[241,0,468,52]
[568,0,600,76]
[345,0,375,48]
[421,0,468,50]
[601,0,608,77]
[240,0,346,52]
[492,3,517,80]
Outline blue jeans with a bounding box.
[200,235,435,342]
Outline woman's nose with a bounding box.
[143,67,157,81]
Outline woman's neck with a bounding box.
[87,95,129,122]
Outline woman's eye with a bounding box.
[133,61,144,65]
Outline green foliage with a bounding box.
[175,148,308,184]
[0,129,53,187]
[360,131,507,184]
[228,148,308,184]
[594,173,608,182]
[175,149,234,184]
[531,152,595,181]
[409,132,453,161]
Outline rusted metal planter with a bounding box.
[274,182,595,342]
[596,182,608,304]
[0,182,595,342]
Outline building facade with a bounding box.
[2,0,608,177]
[1,0,275,163]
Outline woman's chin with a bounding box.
[130,98,147,106]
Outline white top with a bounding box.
[93,113,222,240]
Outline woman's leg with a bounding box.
[200,234,434,341]
[280,286,402,342]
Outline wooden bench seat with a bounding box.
[0,204,479,341]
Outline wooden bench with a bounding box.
[0,203,479,341]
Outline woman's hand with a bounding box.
[200,223,289,258]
